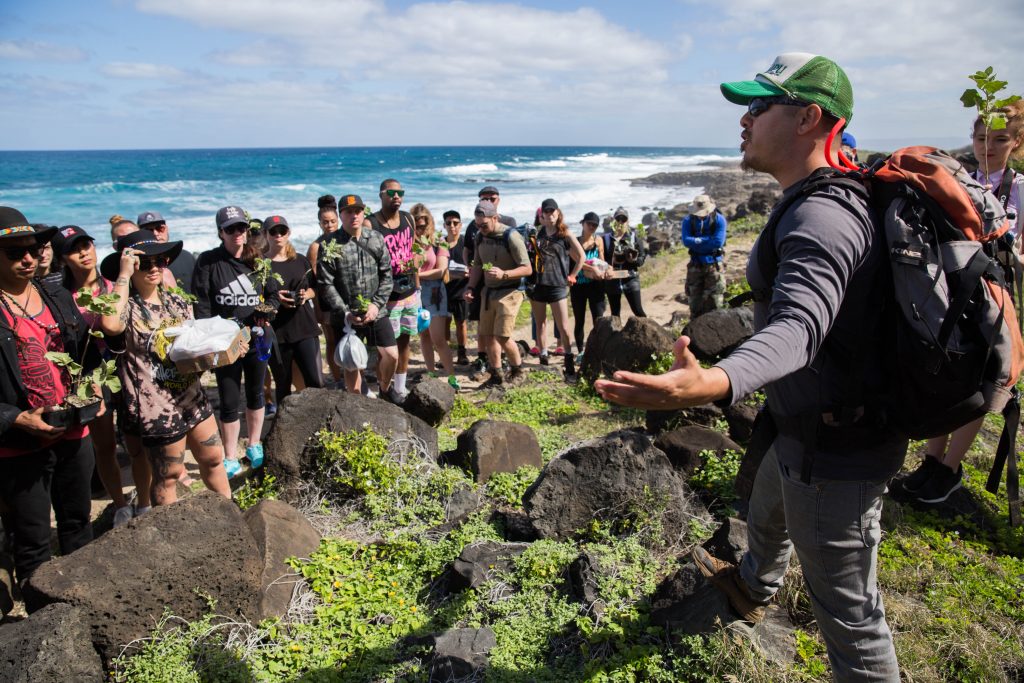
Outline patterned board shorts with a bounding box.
[386,290,422,337]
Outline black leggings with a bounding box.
[214,351,267,423]
[570,281,607,351]
[605,276,647,318]
[0,437,94,584]
[269,336,324,403]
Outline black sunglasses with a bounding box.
[138,255,170,270]
[747,96,810,118]
[444,219,461,226]
[2,244,43,261]
[384,189,405,198]
[268,226,290,237]
[221,224,248,235]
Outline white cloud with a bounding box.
[0,40,87,63]
[101,62,188,80]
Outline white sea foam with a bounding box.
[439,163,499,175]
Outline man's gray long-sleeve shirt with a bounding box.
[317,229,393,327]
[715,175,907,480]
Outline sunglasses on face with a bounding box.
[444,220,461,226]
[138,256,170,271]
[268,226,290,237]
[384,189,405,198]
[747,96,809,118]
[221,224,248,236]
[2,244,43,261]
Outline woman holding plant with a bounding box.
[55,225,151,526]
[0,211,95,585]
[265,214,324,403]
[896,97,1024,505]
[192,205,278,478]
[99,231,231,506]
[409,204,459,389]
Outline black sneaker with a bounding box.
[539,352,550,366]
[897,456,942,494]
[456,348,470,366]
[469,357,488,381]
[914,463,963,504]
[563,353,577,380]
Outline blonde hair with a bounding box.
[974,100,1024,161]
[410,203,436,243]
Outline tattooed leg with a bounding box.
[188,417,232,499]
[148,445,186,506]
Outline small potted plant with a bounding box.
[44,288,122,427]
[249,257,284,321]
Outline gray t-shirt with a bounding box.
[716,175,907,480]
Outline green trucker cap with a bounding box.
[720,52,854,123]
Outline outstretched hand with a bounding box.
[594,336,731,410]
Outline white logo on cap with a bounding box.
[223,207,242,220]
[61,227,76,237]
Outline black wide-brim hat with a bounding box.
[99,231,183,282]
[0,206,57,244]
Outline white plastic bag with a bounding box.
[334,322,368,371]
[585,258,611,275]
[166,317,243,361]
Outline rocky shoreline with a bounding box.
[630,160,781,221]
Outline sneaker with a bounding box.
[539,352,550,366]
[113,505,133,528]
[383,386,409,405]
[913,463,963,504]
[895,455,942,494]
[223,458,242,479]
[529,346,541,357]
[134,505,152,517]
[264,402,277,417]
[480,370,505,389]
[691,547,768,623]
[468,358,489,378]
[447,375,462,391]
[554,346,565,355]
[505,365,526,386]
[246,443,264,469]
[456,348,470,365]
[564,353,577,379]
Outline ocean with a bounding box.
[0,146,738,257]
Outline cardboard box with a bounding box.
[174,326,251,374]
[609,270,633,279]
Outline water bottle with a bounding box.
[253,326,272,361]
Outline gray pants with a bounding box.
[740,447,899,682]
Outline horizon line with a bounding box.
[0,143,744,155]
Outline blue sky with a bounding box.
[1,0,1019,151]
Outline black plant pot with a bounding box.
[42,407,72,429]
[71,397,103,426]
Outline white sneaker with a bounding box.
[113,505,133,528]
[134,505,152,517]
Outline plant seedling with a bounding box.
[962,66,1021,178]
[353,294,372,315]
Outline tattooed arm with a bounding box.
[101,249,137,336]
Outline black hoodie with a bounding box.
[192,245,278,325]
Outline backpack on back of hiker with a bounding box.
[747,146,1024,522]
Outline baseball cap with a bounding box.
[216,205,248,230]
[474,201,498,217]
[841,132,857,148]
[613,206,629,220]
[540,198,559,212]
[337,194,365,211]
[52,225,95,255]
[720,52,854,123]
[137,210,165,228]
[689,195,716,218]
[478,185,499,197]
[580,211,600,225]
[264,215,290,230]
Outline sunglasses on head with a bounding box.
[138,255,170,270]
[384,189,405,198]
[268,226,289,237]
[2,244,43,261]
[747,96,810,118]
[221,224,248,235]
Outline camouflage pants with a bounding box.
[686,260,725,318]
